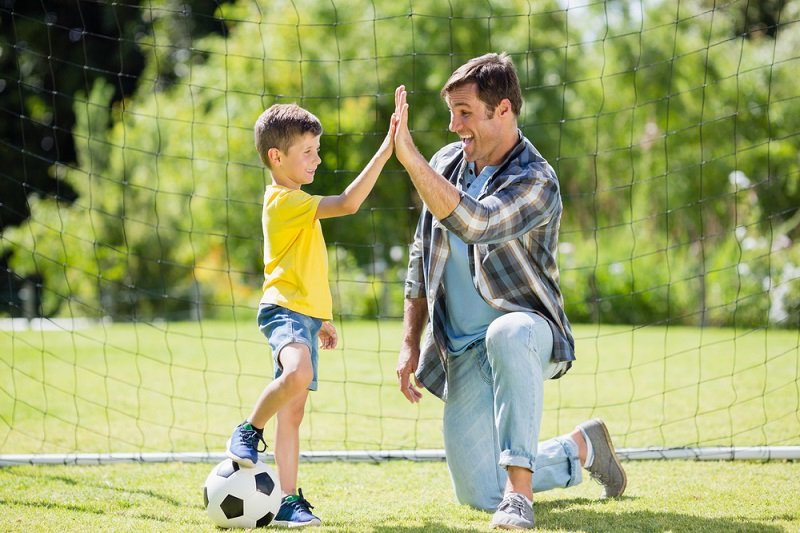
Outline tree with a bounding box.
[3,0,798,326]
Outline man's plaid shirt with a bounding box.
[404,132,576,401]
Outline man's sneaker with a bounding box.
[226,421,266,467]
[490,492,534,529]
[577,418,627,498]
[273,488,321,528]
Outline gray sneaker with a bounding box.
[577,418,627,498]
[490,492,534,529]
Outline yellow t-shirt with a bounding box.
[259,185,332,320]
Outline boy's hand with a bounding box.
[319,321,338,349]
[376,110,398,160]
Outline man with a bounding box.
[392,53,626,529]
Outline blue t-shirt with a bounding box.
[443,163,504,355]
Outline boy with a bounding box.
[227,103,396,527]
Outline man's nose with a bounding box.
[448,114,459,132]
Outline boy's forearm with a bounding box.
[315,149,391,219]
[340,150,391,211]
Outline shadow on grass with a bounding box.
[1,497,210,528]
[535,498,785,533]
[363,497,785,533]
[2,468,185,508]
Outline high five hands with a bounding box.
[392,85,421,168]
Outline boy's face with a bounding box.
[269,132,322,189]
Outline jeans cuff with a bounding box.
[554,436,583,487]
[499,450,535,471]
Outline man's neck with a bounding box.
[474,129,521,174]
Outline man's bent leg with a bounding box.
[485,312,552,474]
[443,320,583,511]
[486,312,583,493]
[443,343,505,511]
[532,436,583,492]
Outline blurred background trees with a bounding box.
[1,0,798,327]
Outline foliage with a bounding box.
[1,0,798,325]
[0,0,232,230]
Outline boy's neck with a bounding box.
[270,174,301,190]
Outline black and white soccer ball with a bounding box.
[203,459,281,528]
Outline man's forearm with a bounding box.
[400,150,460,221]
[393,85,461,220]
[401,297,429,349]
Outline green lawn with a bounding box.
[2,320,798,454]
[1,320,799,531]
[1,459,798,532]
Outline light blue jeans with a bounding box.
[443,311,582,511]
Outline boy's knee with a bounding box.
[277,342,314,389]
[287,367,313,389]
[279,361,314,391]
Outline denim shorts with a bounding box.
[257,304,322,391]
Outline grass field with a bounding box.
[1,459,799,531]
[1,319,799,530]
[2,320,798,454]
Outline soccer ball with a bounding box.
[203,459,282,528]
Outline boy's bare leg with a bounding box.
[274,388,308,496]
[247,343,314,428]
[229,343,313,467]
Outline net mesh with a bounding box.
[1,0,798,458]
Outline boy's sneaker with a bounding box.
[490,492,534,529]
[273,488,321,528]
[226,421,266,467]
[577,418,627,498]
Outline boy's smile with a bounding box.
[270,132,322,189]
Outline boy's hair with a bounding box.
[254,104,323,167]
[440,52,522,117]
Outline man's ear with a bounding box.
[497,98,513,118]
[267,147,282,167]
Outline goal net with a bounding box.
[1,0,798,464]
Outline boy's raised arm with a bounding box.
[315,113,397,220]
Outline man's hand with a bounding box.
[396,343,424,403]
[319,321,338,349]
[392,85,461,220]
[393,85,422,168]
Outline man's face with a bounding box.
[445,83,509,171]
[271,132,322,188]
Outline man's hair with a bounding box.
[254,103,322,167]
[440,52,523,117]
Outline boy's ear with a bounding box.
[267,147,282,167]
